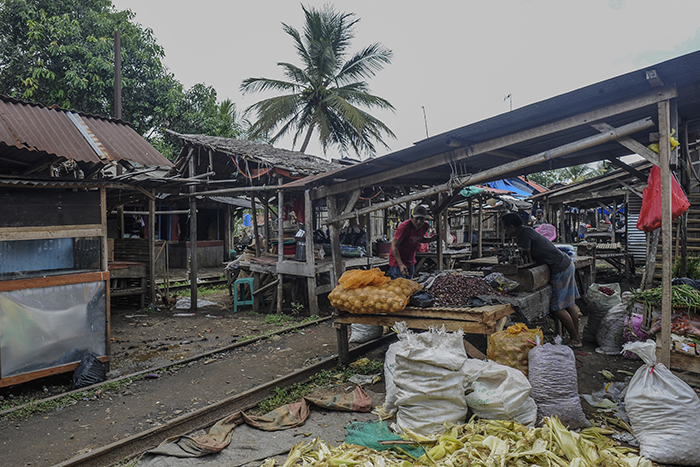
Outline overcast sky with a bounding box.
[111,0,700,161]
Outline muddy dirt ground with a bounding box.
[1,269,698,466]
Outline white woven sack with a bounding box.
[528,343,590,428]
[624,340,700,465]
[393,325,468,434]
[463,358,537,427]
[349,324,383,343]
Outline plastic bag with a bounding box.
[535,223,556,241]
[624,340,700,465]
[393,324,468,434]
[349,324,384,343]
[409,290,434,308]
[338,268,390,289]
[483,272,519,293]
[582,283,621,342]
[672,277,700,290]
[72,352,106,390]
[486,323,543,378]
[622,313,648,360]
[636,165,690,232]
[595,291,632,355]
[528,343,590,429]
[462,359,537,427]
[329,278,422,314]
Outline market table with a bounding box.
[462,255,595,295]
[334,303,515,364]
[414,247,472,272]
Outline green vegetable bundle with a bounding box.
[628,284,700,312]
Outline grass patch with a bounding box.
[263,314,296,326]
[0,376,142,422]
[176,284,227,298]
[257,359,383,414]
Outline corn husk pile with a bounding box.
[261,417,651,467]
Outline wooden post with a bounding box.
[383,208,388,237]
[263,194,270,253]
[681,118,690,277]
[251,196,260,258]
[251,195,261,312]
[188,154,198,310]
[148,191,156,307]
[277,180,284,314]
[366,199,372,261]
[624,193,630,280]
[305,190,318,316]
[468,199,473,248]
[658,100,672,367]
[478,196,483,258]
[437,195,444,270]
[558,204,565,243]
[100,187,108,272]
[327,195,344,286]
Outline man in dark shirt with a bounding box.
[502,212,582,347]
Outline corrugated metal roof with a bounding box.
[290,49,700,192]
[0,94,172,168]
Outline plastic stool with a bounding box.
[233,277,264,312]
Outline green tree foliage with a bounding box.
[153,84,249,159]
[0,0,246,160]
[241,4,395,158]
[528,161,612,187]
[0,0,178,136]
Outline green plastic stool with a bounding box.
[233,277,264,312]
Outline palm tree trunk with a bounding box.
[300,124,314,153]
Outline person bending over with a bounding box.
[389,205,438,279]
[501,212,582,347]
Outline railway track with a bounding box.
[54,334,392,467]
[156,275,228,293]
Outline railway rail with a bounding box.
[54,334,391,467]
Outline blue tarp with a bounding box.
[486,179,533,198]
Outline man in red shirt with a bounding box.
[389,205,438,279]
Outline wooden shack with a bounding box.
[0,95,171,387]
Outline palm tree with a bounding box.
[240,4,395,157]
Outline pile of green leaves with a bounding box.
[629,284,700,312]
[673,255,700,279]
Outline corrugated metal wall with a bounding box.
[627,193,647,265]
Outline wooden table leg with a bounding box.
[335,322,350,366]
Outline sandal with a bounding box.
[568,341,583,349]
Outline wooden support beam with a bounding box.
[341,189,361,215]
[606,157,648,181]
[188,155,198,310]
[311,87,676,200]
[323,117,656,225]
[304,190,318,316]
[327,195,344,290]
[149,190,156,306]
[591,122,660,166]
[277,181,284,314]
[658,100,672,367]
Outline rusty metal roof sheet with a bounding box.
[0,95,172,167]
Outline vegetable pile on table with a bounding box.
[628,284,700,312]
[630,284,700,341]
[262,416,650,467]
[428,274,507,307]
[329,269,422,314]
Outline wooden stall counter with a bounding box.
[334,303,515,365]
[108,261,147,309]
